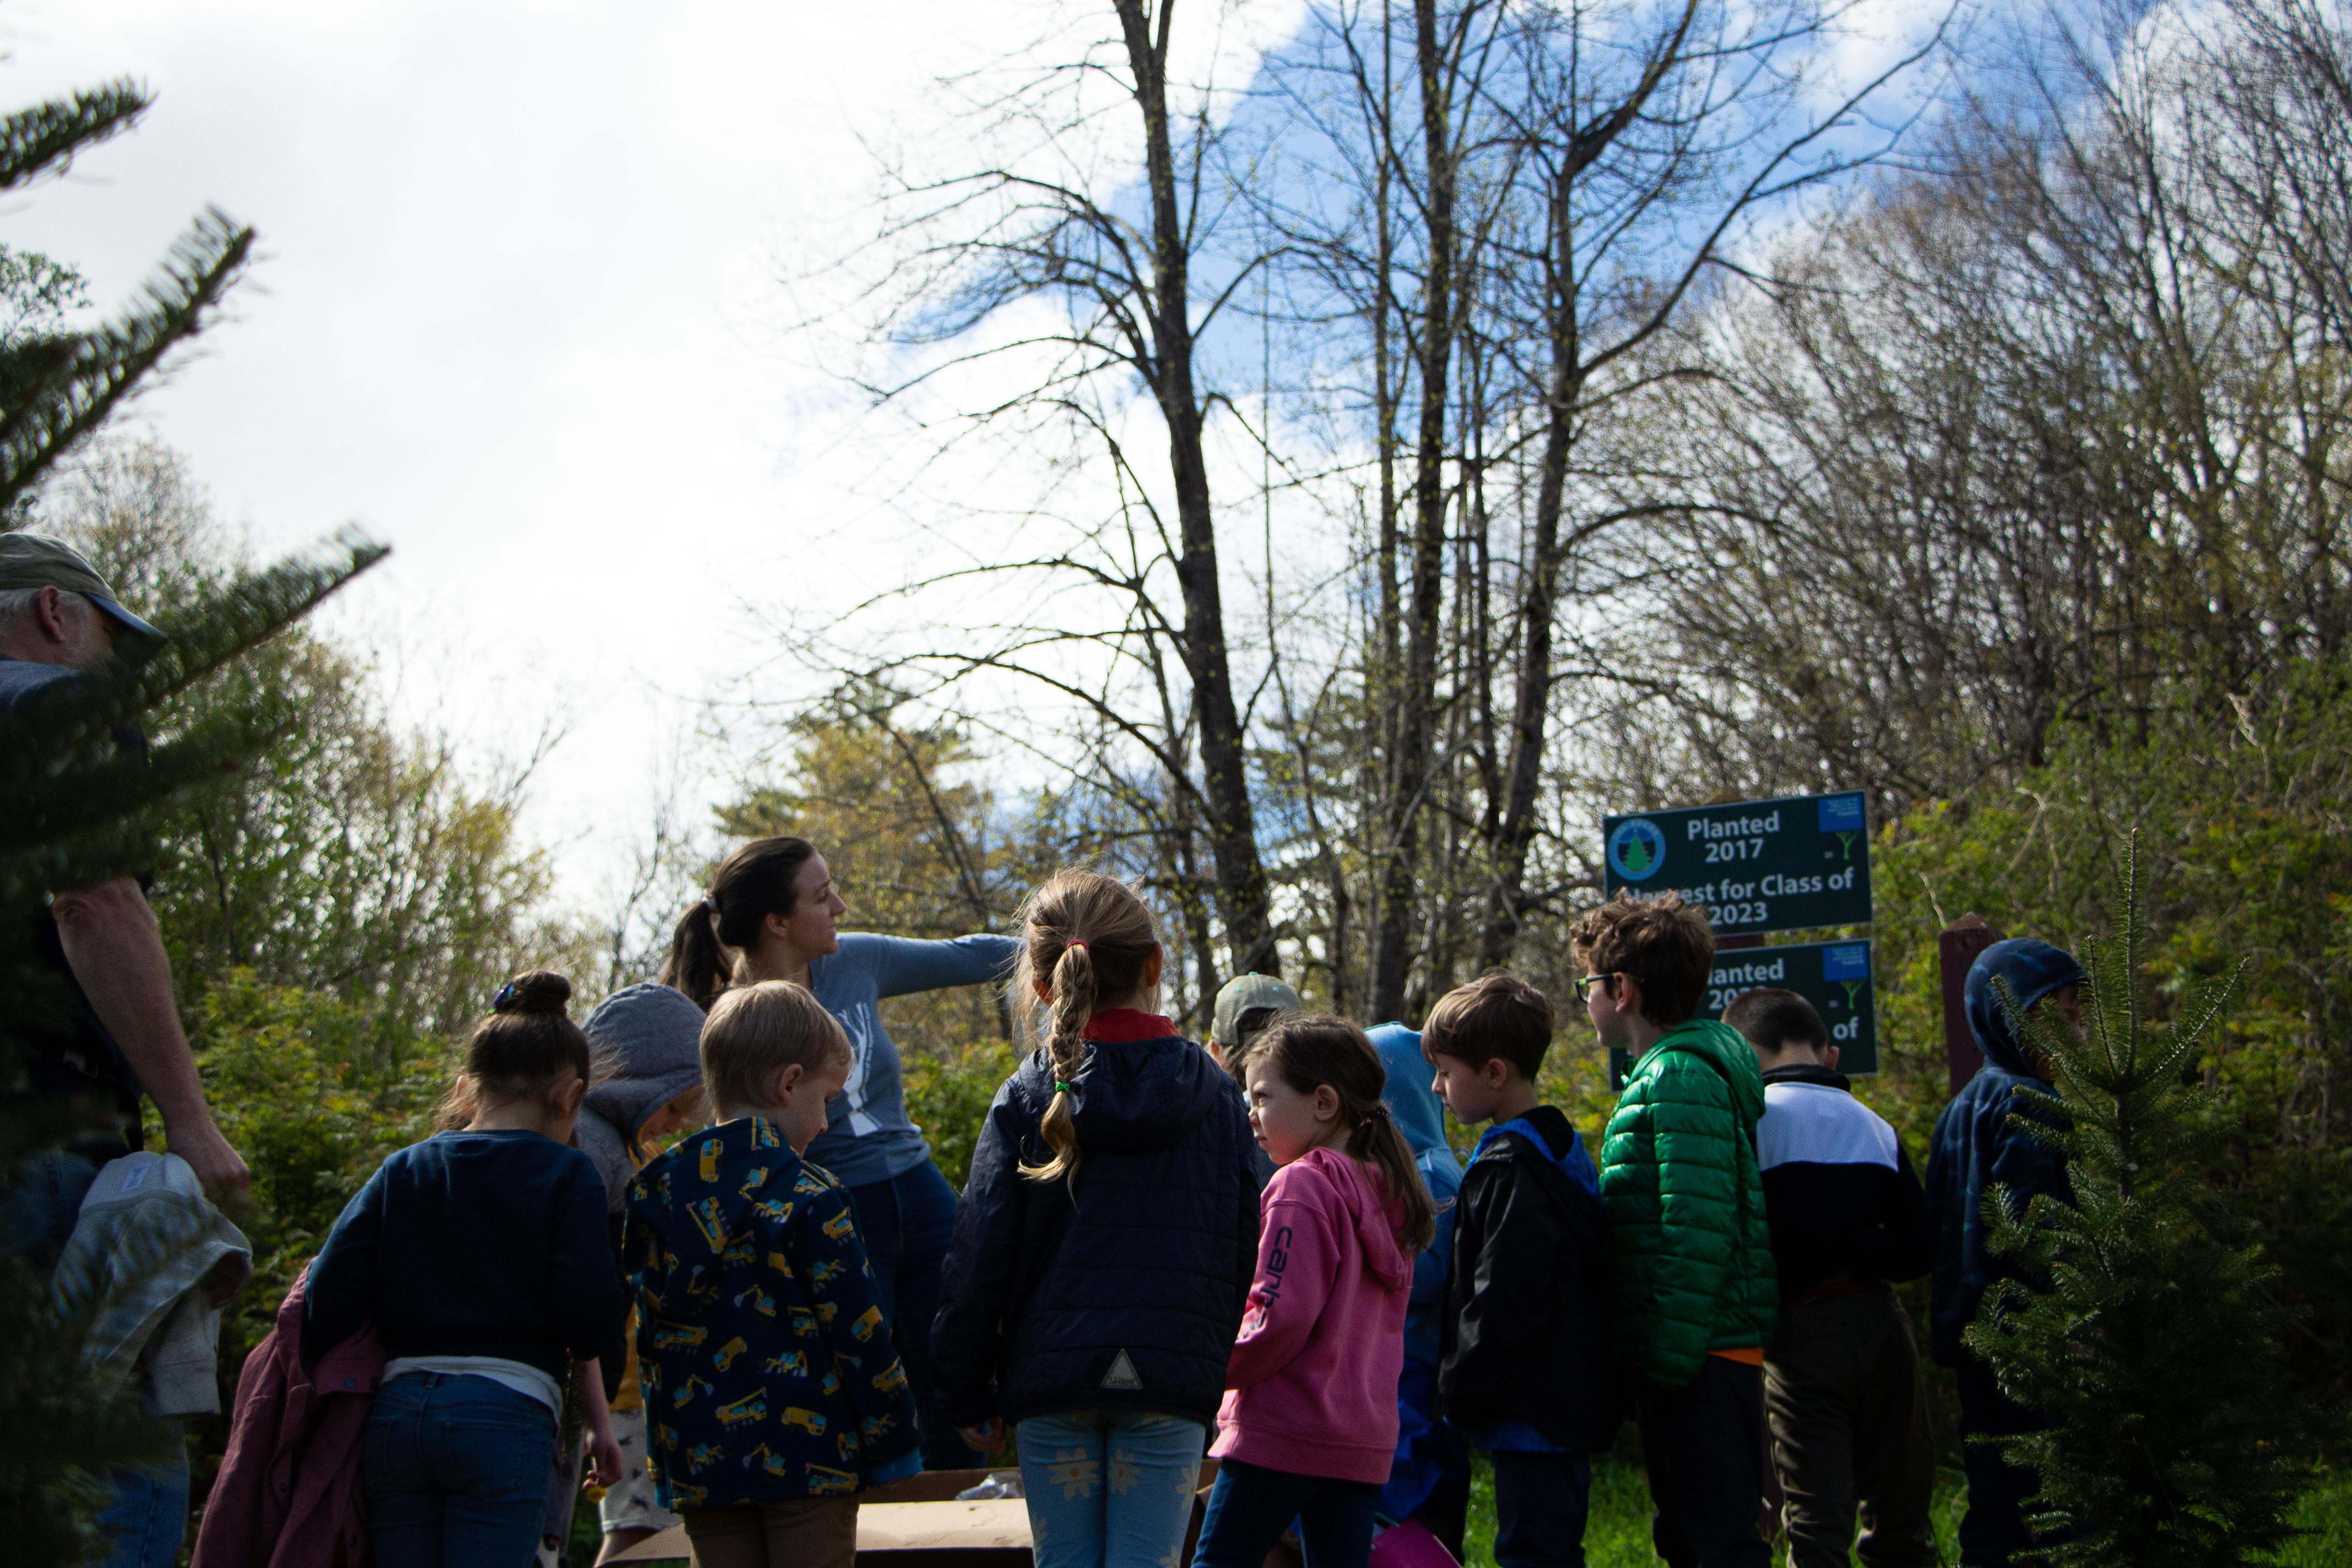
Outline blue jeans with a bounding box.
[367,1372,558,1568]
[1018,1411,1207,1568]
[1193,1457,1380,1568]
[1490,1451,1592,1568]
[6,1146,191,1568]
[848,1160,981,1469]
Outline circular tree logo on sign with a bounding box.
[1609,818,1667,882]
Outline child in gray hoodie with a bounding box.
[578,982,711,1563]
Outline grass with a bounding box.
[1456,1446,2350,1567]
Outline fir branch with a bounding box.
[0,208,252,512]
[0,82,148,194]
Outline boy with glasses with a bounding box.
[1574,893,1777,1568]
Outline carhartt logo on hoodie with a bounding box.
[1100,1350,1143,1390]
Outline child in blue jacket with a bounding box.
[625,981,921,1568]
[1924,938,2084,1568]
[1365,1021,1469,1558]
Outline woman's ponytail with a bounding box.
[662,898,730,1011]
[1011,868,1161,1187]
[1259,1015,1437,1254]
[659,837,820,1011]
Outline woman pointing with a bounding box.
[662,835,1015,1468]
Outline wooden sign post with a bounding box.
[1939,914,2002,1093]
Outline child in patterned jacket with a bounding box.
[624,981,922,1568]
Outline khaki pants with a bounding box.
[681,1497,858,1568]
[1764,1285,1938,1568]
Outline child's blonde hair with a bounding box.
[1010,867,1160,1184]
[701,981,850,1112]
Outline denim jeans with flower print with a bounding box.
[1017,1410,1208,1568]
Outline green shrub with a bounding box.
[902,1038,1025,1191]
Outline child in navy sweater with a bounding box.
[307,971,627,1568]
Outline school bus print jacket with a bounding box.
[623,1117,921,1509]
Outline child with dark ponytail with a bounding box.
[305,972,628,1568]
[1193,1016,1433,1568]
[933,868,1261,1568]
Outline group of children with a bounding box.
[255,845,2082,1568]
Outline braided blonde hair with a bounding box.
[1011,868,1161,1184]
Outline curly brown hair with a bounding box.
[1567,891,1716,1027]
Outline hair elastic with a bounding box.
[491,980,519,1012]
[1065,938,1089,952]
[1054,1081,1078,1094]
[1364,1101,1392,1122]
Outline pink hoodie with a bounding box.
[1212,1146,1415,1483]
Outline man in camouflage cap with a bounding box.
[1,533,249,1213]
[1209,971,1301,1073]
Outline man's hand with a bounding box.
[54,875,250,1198]
[957,1418,1007,1455]
[165,1115,252,1198]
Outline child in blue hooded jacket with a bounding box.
[1365,1021,1470,1559]
[1924,937,2085,1568]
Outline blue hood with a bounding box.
[1367,1022,1453,1162]
[1964,939,2085,1078]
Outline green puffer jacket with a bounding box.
[1600,1019,1778,1386]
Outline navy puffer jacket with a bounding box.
[1923,938,2084,1364]
[932,1010,1262,1429]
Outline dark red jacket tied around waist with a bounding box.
[191,1264,384,1568]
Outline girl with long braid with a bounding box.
[660,836,1015,1467]
[933,868,1262,1568]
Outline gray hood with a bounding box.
[580,983,707,1210]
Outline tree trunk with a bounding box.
[1369,0,1459,1021]
[1479,166,1581,969]
[1117,0,1277,977]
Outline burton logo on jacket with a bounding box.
[624,1118,920,1508]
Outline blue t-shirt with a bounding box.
[803,932,1018,1188]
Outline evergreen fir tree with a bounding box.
[1967,835,2308,1565]
[0,76,382,1565]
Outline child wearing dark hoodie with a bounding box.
[1579,894,1777,1568]
[932,869,1261,1568]
[1924,938,2085,1568]
[1422,974,1616,1568]
[1193,1017,1432,1568]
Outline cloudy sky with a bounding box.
[3,0,1935,920]
[1,0,1068,907]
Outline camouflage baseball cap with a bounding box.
[1212,972,1302,1049]
[0,533,164,639]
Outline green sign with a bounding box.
[1602,791,1872,936]
[1607,938,1878,1089]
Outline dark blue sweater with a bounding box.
[304,1129,626,1379]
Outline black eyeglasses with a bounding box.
[1573,972,1628,1000]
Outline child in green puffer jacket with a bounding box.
[1573,892,1776,1568]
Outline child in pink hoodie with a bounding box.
[1196,1017,1435,1568]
